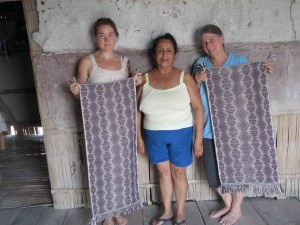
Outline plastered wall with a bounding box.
[33,0,300,52]
[27,0,300,128]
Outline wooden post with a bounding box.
[0,132,5,150]
[44,129,90,209]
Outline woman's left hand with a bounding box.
[262,61,273,75]
[193,138,203,158]
[134,70,143,86]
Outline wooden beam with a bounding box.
[0,88,35,94]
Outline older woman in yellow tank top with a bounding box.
[137,33,204,225]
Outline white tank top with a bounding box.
[87,54,128,84]
[139,71,193,130]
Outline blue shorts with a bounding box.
[144,127,193,167]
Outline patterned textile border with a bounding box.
[80,78,142,224]
[205,62,282,194]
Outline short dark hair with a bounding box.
[93,18,119,37]
[199,24,225,50]
[200,24,223,37]
[151,33,178,55]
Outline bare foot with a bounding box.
[210,206,230,218]
[102,217,114,225]
[220,210,241,225]
[114,215,128,225]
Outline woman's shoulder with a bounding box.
[79,54,93,67]
[81,54,93,60]
[182,70,194,83]
[194,56,209,64]
[172,67,186,79]
[113,52,127,61]
[228,53,248,64]
[137,71,148,87]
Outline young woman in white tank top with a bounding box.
[69,18,142,225]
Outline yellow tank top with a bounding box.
[140,71,193,130]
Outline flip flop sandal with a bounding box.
[153,217,173,225]
[174,220,186,225]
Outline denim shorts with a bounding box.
[144,127,193,168]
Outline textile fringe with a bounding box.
[89,218,97,225]
[219,183,283,195]
[91,202,143,224]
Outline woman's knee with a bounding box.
[171,167,187,180]
[156,165,172,180]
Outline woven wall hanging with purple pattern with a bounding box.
[80,78,142,225]
[205,61,282,195]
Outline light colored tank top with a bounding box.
[139,71,193,130]
[87,54,128,84]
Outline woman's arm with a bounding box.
[184,72,204,158]
[69,55,91,98]
[127,60,143,86]
[136,74,146,155]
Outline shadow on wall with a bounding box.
[0,1,41,135]
[0,1,29,57]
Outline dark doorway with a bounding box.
[0,1,52,209]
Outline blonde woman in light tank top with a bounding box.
[69,18,142,225]
[136,33,204,225]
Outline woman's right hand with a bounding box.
[137,136,146,155]
[195,71,208,83]
[69,83,81,96]
[133,69,143,86]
